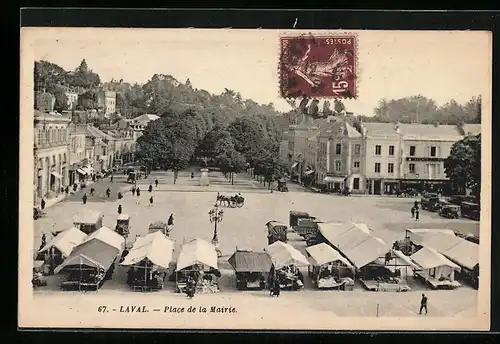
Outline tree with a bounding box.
[212,133,247,185]
[308,99,320,118]
[444,134,481,200]
[53,87,69,112]
[77,90,99,110]
[77,59,89,74]
[227,117,266,166]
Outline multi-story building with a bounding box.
[96,89,117,115]
[65,90,79,110]
[33,110,71,204]
[317,118,364,192]
[359,122,403,195]
[36,92,55,113]
[279,131,289,163]
[126,114,160,140]
[84,125,117,172]
[68,124,87,185]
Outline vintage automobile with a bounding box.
[127,171,137,183]
[277,179,288,192]
[439,204,461,219]
[420,193,440,211]
[266,221,288,245]
[115,214,131,237]
[288,211,321,243]
[461,201,480,220]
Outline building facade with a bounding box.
[126,114,160,140]
[96,90,117,115]
[36,92,55,113]
[33,110,71,204]
[65,90,79,110]
[68,124,88,185]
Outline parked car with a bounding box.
[420,193,440,211]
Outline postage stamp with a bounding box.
[279,33,358,99]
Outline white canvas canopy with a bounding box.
[38,227,87,257]
[410,247,460,270]
[72,209,103,224]
[305,243,352,268]
[121,231,174,269]
[176,238,218,271]
[54,227,125,274]
[266,241,310,269]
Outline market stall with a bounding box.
[265,241,309,290]
[71,210,104,235]
[305,243,355,290]
[228,249,272,290]
[37,227,88,274]
[54,226,124,291]
[121,231,174,292]
[175,238,220,294]
[410,246,462,289]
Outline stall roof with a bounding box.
[72,209,103,224]
[81,226,125,250]
[54,236,122,274]
[117,214,130,221]
[265,221,287,227]
[305,243,352,268]
[121,231,174,269]
[344,235,391,269]
[410,247,460,270]
[176,238,218,271]
[406,229,479,270]
[228,250,273,273]
[265,241,309,269]
[38,227,87,257]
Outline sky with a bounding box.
[31,28,491,115]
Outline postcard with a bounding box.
[19,28,491,330]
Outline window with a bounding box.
[335,160,341,171]
[37,129,42,146]
[374,162,381,173]
[375,145,381,155]
[335,143,341,155]
[389,145,395,156]
[353,161,360,169]
[430,146,437,157]
[388,163,394,174]
[409,163,416,174]
[409,146,416,156]
[354,144,361,155]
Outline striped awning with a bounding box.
[323,176,345,183]
[51,171,63,179]
[77,168,87,175]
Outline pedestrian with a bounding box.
[117,191,123,200]
[411,207,415,218]
[415,208,420,221]
[106,187,111,198]
[82,193,87,205]
[148,184,153,193]
[168,213,174,226]
[131,186,136,196]
[414,200,419,210]
[73,183,78,192]
[155,179,158,187]
[149,196,154,207]
[65,186,69,194]
[419,293,428,314]
[118,204,122,215]
[41,232,47,249]
[92,175,96,183]
[136,188,141,197]
[41,198,46,210]
[191,172,194,179]
[90,187,95,196]
[111,175,114,183]
[273,277,281,297]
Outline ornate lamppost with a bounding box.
[208,203,224,255]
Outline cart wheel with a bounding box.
[230,202,236,208]
[237,202,244,208]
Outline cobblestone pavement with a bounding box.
[32,171,480,319]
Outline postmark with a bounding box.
[279,33,357,99]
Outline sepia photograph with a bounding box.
[19,28,491,330]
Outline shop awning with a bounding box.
[305,170,315,175]
[265,241,310,269]
[51,171,63,179]
[176,238,218,271]
[291,162,298,169]
[323,176,345,183]
[38,227,88,257]
[305,243,353,268]
[77,168,87,175]
[121,231,174,269]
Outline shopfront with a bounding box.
[399,179,452,195]
[323,175,346,191]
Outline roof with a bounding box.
[318,222,391,269]
[305,243,353,267]
[265,241,310,269]
[362,122,398,136]
[72,209,103,225]
[228,250,273,272]
[38,227,87,257]
[176,238,218,271]
[345,122,362,138]
[399,123,463,140]
[81,226,125,251]
[133,114,160,122]
[462,124,481,135]
[410,247,460,270]
[121,231,174,269]
[407,229,479,270]
[54,237,122,274]
[117,214,130,220]
[149,221,168,229]
[85,125,115,141]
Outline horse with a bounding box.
[216,193,231,207]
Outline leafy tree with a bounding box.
[77,90,99,110]
[212,132,247,185]
[227,116,266,166]
[53,87,69,112]
[444,134,481,200]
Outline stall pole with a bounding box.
[376,303,379,317]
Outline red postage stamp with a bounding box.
[279,34,357,99]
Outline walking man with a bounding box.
[106,187,111,198]
[111,175,114,183]
[155,179,158,188]
[415,208,420,221]
[131,186,136,196]
[136,187,141,204]
[148,184,153,193]
[118,204,122,215]
[41,198,46,211]
[90,187,95,196]
[419,293,428,315]
[82,193,87,205]
[411,207,415,218]
[149,196,154,207]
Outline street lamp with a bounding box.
[208,203,224,247]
